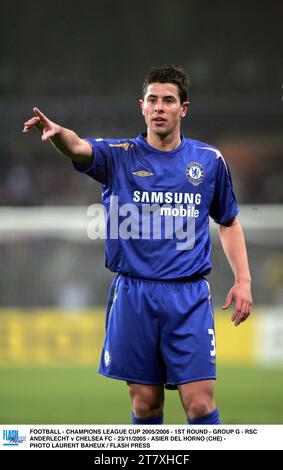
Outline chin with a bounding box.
[154,129,170,138]
[151,125,168,134]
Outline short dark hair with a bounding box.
[142,64,189,104]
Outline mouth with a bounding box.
[152,117,167,125]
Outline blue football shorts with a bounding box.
[98,273,217,388]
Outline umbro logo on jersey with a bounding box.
[132,170,154,177]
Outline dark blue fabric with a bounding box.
[131,411,164,425]
[73,134,239,280]
[99,275,216,386]
[188,408,222,425]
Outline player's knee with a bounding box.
[128,386,164,418]
[187,396,214,419]
[132,399,163,418]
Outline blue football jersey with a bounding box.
[73,134,239,279]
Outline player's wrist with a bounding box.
[235,276,252,285]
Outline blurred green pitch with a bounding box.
[1,365,283,424]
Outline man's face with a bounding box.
[140,82,189,137]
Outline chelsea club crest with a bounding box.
[186,162,205,186]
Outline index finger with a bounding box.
[33,107,48,121]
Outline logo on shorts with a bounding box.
[186,162,204,186]
[104,350,111,367]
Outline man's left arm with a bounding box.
[218,217,253,326]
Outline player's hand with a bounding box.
[222,280,252,326]
[23,107,60,142]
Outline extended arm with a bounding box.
[23,107,93,165]
[218,217,253,326]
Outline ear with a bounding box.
[139,99,145,115]
[180,101,190,118]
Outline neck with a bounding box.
[146,129,181,151]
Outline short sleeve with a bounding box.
[72,138,111,185]
[209,154,240,224]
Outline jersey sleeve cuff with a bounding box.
[213,207,240,225]
[72,139,94,174]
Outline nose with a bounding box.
[154,100,164,112]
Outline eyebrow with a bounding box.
[146,94,177,100]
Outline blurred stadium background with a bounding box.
[1,0,282,424]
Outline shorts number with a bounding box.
[208,328,216,357]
